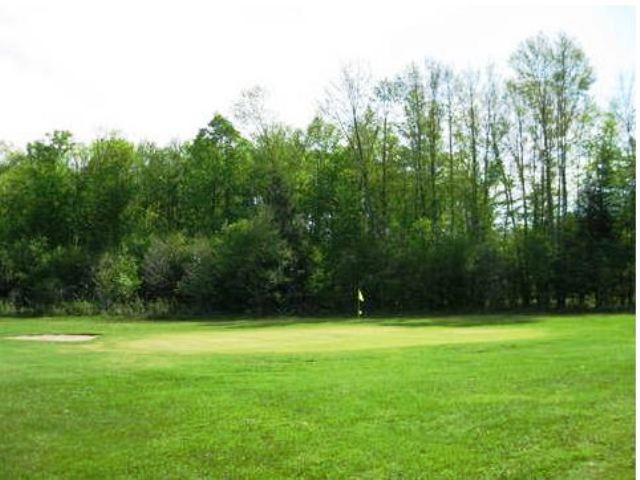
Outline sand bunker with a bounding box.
[8,334,98,342]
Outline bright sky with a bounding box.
[0,1,635,148]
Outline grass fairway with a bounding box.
[0,314,634,479]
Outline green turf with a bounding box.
[0,314,634,479]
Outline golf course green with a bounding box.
[0,314,634,478]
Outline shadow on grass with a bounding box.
[194,313,541,330]
[376,315,540,328]
[195,317,345,330]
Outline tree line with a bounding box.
[0,32,634,315]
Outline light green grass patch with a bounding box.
[118,323,547,354]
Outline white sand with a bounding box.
[8,334,97,342]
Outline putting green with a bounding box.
[116,323,547,354]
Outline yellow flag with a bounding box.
[358,289,364,302]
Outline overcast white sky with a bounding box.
[0,1,635,148]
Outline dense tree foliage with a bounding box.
[0,33,634,314]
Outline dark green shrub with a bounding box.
[142,234,188,301]
[177,238,218,310]
[95,250,141,307]
[214,211,292,313]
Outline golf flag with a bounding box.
[358,289,364,302]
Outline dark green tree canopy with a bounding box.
[0,33,634,313]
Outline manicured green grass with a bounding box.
[0,314,634,479]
